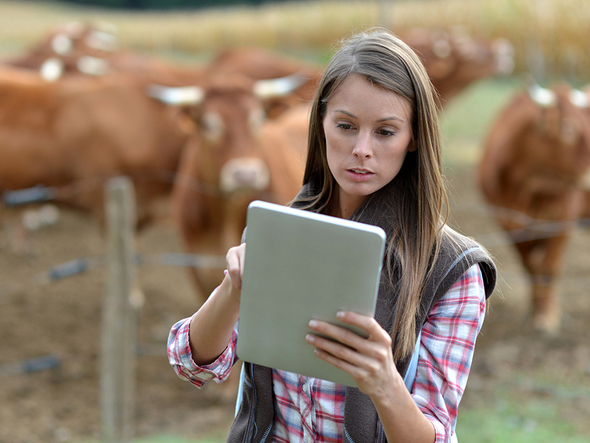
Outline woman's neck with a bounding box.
[327,187,368,219]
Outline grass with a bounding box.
[126,383,590,443]
[457,391,590,443]
[440,76,522,167]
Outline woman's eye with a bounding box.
[336,123,353,130]
[377,129,395,137]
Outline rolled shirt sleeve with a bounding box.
[167,313,239,387]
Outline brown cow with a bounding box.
[149,71,309,403]
[401,27,514,108]
[3,21,210,86]
[0,65,192,229]
[478,81,590,332]
[150,71,309,302]
[4,21,118,79]
[4,24,322,114]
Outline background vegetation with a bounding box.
[45,0,287,11]
[0,0,589,84]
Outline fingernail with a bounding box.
[305,334,314,343]
[224,269,228,276]
[337,311,345,319]
[308,320,317,328]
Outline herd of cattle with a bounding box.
[1,21,586,334]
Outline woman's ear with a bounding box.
[407,139,418,153]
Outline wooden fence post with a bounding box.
[100,176,138,443]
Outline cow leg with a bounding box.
[514,232,569,333]
[530,273,560,333]
[578,189,590,226]
[4,218,35,258]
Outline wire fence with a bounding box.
[2,187,590,303]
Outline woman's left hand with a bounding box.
[306,311,401,402]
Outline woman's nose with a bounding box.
[352,132,373,159]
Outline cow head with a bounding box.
[47,21,119,56]
[526,80,590,179]
[148,72,306,198]
[149,72,308,298]
[403,27,514,105]
[30,22,118,77]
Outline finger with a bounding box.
[226,244,246,290]
[309,317,391,352]
[336,311,389,341]
[308,337,384,387]
[305,332,372,368]
[313,346,363,375]
[308,321,368,352]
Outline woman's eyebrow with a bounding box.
[333,109,405,123]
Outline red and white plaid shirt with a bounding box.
[168,264,486,443]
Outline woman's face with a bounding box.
[323,73,415,217]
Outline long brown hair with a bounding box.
[293,28,448,362]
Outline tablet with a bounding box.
[236,200,386,387]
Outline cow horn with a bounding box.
[527,81,556,107]
[147,84,205,106]
[85,30,119,52]
[40,58,64,82]
[568,89,590,108]
[93,21,119,36]
[63,21,84,37]
[253,72,308,99]
[77,56,110,76]
[51,34,73,55]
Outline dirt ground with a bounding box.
[1,164,590,443]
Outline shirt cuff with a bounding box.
[167,313,236,387]
[425,414,449,443]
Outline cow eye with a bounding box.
[200,112,224,142]
[249,108,265,133]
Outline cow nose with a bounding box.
[219,157,271,194]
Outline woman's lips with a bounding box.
[346,168,375,182]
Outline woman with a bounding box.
[168,28,496,443]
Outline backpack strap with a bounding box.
[403,330,421,391]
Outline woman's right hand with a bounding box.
[188,242,246,366]
[224,243,246,296]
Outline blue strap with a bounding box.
[403,330,422,392]
[235,363,246,417]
